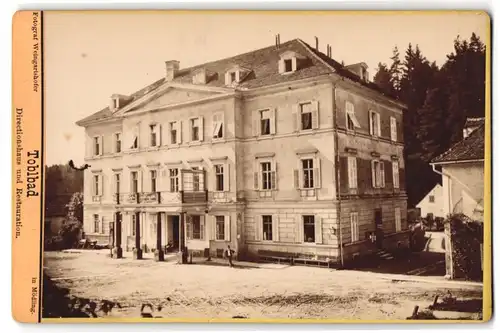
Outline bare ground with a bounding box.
[43,251,483,320]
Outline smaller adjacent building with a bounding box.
[430,118,485,222]
[416,184,445,219]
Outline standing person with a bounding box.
[225,245,234,268]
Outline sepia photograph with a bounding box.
[30,10,490,321]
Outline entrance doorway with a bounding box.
[374,209,383,249]
[169,215,180,251]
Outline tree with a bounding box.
[58,192,84,249]
[389,46,403,94]
[373,62,394,96]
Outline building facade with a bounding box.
[416,184,445,219]
[76,38,409,265]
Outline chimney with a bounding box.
[315,36,319,50]
[165,60,180,81]
[275,34,281,49]
[327,44,331,58]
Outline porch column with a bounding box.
[179,212,188,264]
[112,212,123,259]
[154,213,165,261]
[133,211,143,259]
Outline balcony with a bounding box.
[112,190,207,205]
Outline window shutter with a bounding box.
[311,100,319,129]
[278,59,284,74]
[390,117,397,141]
[314,156,321,189]
[339,156,348,193]
[380,161,385,187]
[292,104,299,132]
[293,169,299,189]
[315,216,323,244]
[224,215,231,241]
[295,215,304,243]
[176,121,182,144]
[200,215,205,240]
[271,161,277,190]
[186,219,192,240]
[98,136,104,155]
[272,215,279,242]
[223,163,230,192]
[199,116,204,141]
[369,112,374,135]
[371,161,377,188]
[138,170,143,193]
[270,108,277,134]
[255,215,261,241]
[101,216,105,234]
[220,112,225,138]
[253,110,260,137]
[98,174,103,196]
[155,124,161,146]
[210,216,216,241]
[92,176,96,196]
[393,161,400,189]
[376,113,381,137]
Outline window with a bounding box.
[303,215,315,243]
[114,173,120,194]
[395,208,402,232]
[300,102,313,130]
[150,124,157,147]
[371,160,385,188]
[390,116,397,141]
[169,168,179,192]
[191,118,199,141]
[93,136,100,156]
[191,215,202,240]
[348,156,357,189]
[93,175,100,196]
[170,122,177,144]
[192,167,200,191]
[113,98,119,109]
[230,72,237,83]
[150,170,157,192]
[130,124,139,149]
[93,214,100,233]
[261,162,272,190]
[262,215,273,241]
[131,171,139,193]
[215,165,224,191]
[260,109,271,135]
[131,214,136,236]
[131,136,138,149]
[215,215,225,240]
[429,195,435,203]
[115,133,121,153]
[345,101,361,131]
[284,59,293,72]
[392,161,400,189]
[369,111,381,137]
[212,113,224,139]
[302,158,314,189]
[350,212,359,242]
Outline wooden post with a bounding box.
[154,213,164,261]
[112,212,123,258]
[133,211,143,259]
[179,212,187,264]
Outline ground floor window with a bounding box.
[93,214,99,233]
[215,215,225,240]
[262,215,273,241]
[303,215,315,243]
[189,215,203,240]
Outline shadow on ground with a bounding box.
[344,251,446,276]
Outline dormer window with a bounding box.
[230,72,237,83]
[113,98,119,109]
[225,66,250,86]
[279,50,303,74]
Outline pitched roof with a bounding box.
[431,125,485,164]
[77,38,400,126]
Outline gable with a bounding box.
[128,87,220,113]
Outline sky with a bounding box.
[44,11,489,165]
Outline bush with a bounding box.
[410,222,427,251]
[448,214,483,281]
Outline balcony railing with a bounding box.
[112,190,207,205]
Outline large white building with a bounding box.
[76,38,409,265]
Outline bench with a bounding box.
[257,250,295,264]
[292,255,335,268]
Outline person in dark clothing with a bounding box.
[225,245,234,267]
